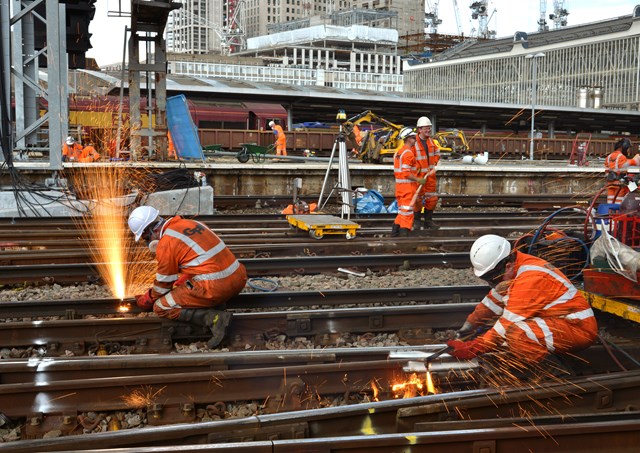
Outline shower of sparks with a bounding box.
[121,385,166,409]
[71,166,158,299]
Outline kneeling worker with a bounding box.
[448,234,597,364]
[128,206,247,348]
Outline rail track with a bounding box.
[3,370,639,451]
[0,194,634,449]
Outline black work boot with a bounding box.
[178,309,233,348]
[398,228,410,237]
[391,223,400,237]
[423,210,440,230]
[412,214,422,231]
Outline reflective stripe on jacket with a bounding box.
[467,288,505,326]
[393,146,418,185]
[151,216,245,299]
[477,251,595,353]
[414,137,439,176]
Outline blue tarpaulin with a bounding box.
[167,95,205,161]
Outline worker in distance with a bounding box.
[604,137,640,204]
[128,206,247,348]
[447,234,597,365]
[391,127,425,237]
[268,120,287,159]
[413,116,440,230]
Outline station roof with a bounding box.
[85,69,640,135]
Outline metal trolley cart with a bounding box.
[287,214,360,240]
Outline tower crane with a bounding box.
[549,0,569,29]
[425,0,443,34]
[452,0,464,35]
[538,0,549,32]
[470,1,496,39]
[171,0,246,56]
[222,0,247,54]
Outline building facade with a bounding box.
[404,9,640,115]
[168,0,424,54]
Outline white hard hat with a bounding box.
[399,127,416,140]
[268,121,275,127]
[128,206,159,242]
[416,116,432,128]
[66,136,75,145]
[469,234,511,277]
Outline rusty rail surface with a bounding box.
[0,303,478,354]
[0,359,425,419]
[4,371,639,451]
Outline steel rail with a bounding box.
[0,252,474,284]
[0,286,488,319]
[0,303,478,353]
[4,371,638,452]
[0,359,423,419]
[0,211,584,234]
[0,345,462,385]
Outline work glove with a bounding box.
[416,178,427,185]
[457,321,474,336]
[135,289,154,311]
[447,339,486,360]
[174,274,190,287]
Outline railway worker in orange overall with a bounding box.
[604,138,640,204]
[268,120,287,157]
[62,136,83,162]
[128,206,247,348]
[79,142,101,163]
[413,116,441,230]
[391,127,425,237]
[448,234,597,365]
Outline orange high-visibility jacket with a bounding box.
[150,216,247,309]
[466,288,505,327]
[393,145,418,228]
[79,145,101,163]
[605,150,639,174]
[273,124,286,145]
[475,251,597,357]
[414,136,439,177]
[604,150,640,203]
[413,137,440,210]
[62,143,83,161]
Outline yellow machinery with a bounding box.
[434,129,471,155]
[343,110,405,163]
[343,112,472,163]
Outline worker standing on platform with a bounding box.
[413,116,441,229]
[62,136,83,162]
[605,138,640,204]
[447,234,597,365]
[391,127,424,237]
[268,120,287,157]
[128,206,247,348]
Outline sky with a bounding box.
[86,1,638,67]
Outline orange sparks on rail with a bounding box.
[71,166,156,300]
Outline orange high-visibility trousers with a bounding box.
[153,266,247,320]
[503,315,597,364]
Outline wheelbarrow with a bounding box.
[237,143,275,163]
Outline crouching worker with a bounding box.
[128,206,247,348]
[447,234,597,365]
